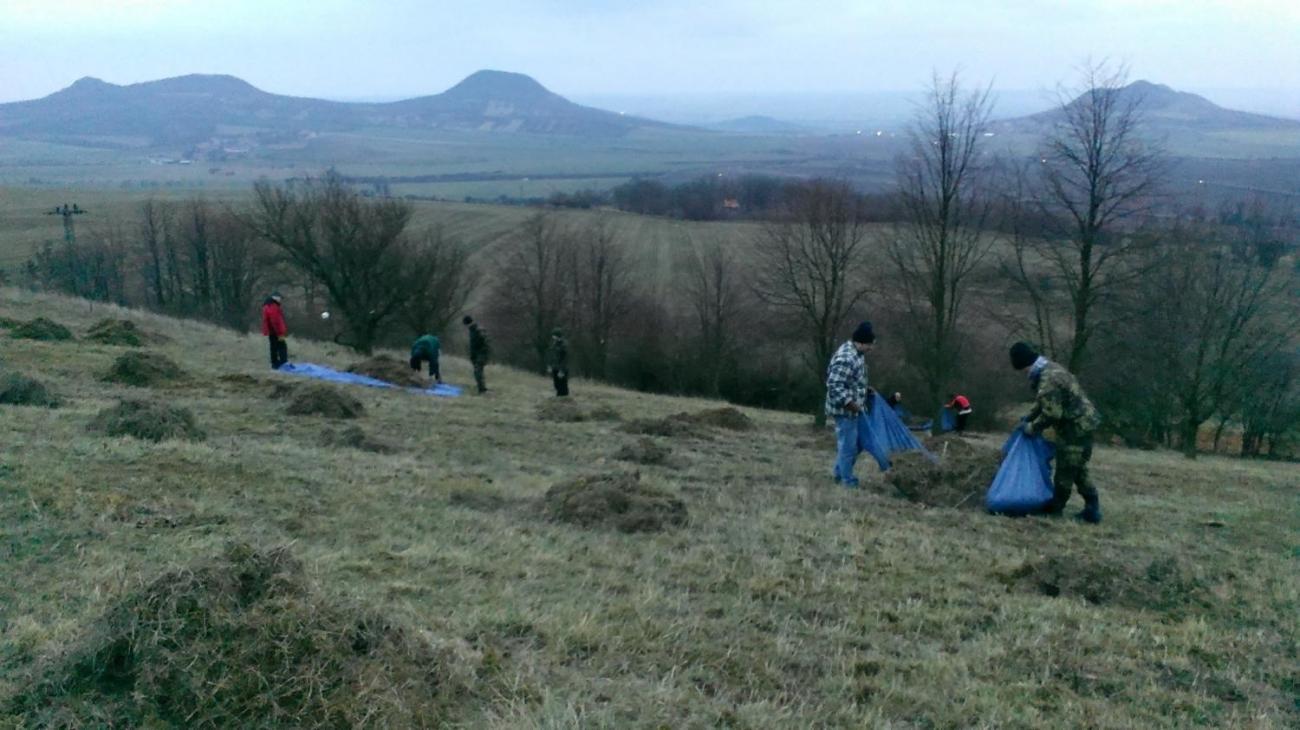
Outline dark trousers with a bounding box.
[411,355,441,382]
[472,358,487,393]
[955,411,970,433]
[1048,435,1099,512]
[552,368,569,396]
[268,335,288,369]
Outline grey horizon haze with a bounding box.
[2,0,1298,118]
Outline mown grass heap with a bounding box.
[887,436,1002,508]
[10,317,72,341]
[613,437,671,466]
[0,373,61,408]
[620,406,753,439]
[88,399,205,442]
[543,472,687,533]
[85,318,159,347]
[285,384,365,419]
[5,544,459,728]
[536,397,621,423]
[102,351,187,387]
[347,355,425,387]
[319,424,397,454]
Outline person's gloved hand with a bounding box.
[1021,420,1036,437]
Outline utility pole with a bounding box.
[46,203,87,244]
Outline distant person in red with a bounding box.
[947,393,973,432]
[261,292,289,370]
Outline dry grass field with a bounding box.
[0,289,1296,728]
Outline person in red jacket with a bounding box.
[946,393,973,433]
[261,293,289,369]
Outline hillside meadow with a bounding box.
[0,289,1295,727]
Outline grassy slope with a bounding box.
[0,290,1297,728]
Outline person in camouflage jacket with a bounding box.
[463,316,491,394]
[825,321,877,487]
[1010,342,1103,523]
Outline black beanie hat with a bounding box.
[1009,341,1039,370]
[852,321,876,344]
[462,315,473,326]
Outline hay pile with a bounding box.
[347,355,424,387]
[85,318,162,347]
[89,400,205,442]
[0,373,61,408]
[5,544,460,727]
[217,373,264,389]
[11,317,73,341]
[1006,553,1214,612]
[886,436,1001,509]
[286,385,365,419]
[319,425,397,454]
[536,398,621,423]
[620,407,752,439]
[102,351,187,387]
[613,437,671,466]
[543,472,687,533]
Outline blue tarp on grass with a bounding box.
[985,428,1056,515]
[278,362,462,397]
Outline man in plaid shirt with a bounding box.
[826,321,877,487]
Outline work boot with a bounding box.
[1075,496,1102,524]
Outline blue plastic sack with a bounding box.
[278,362,462,397]
[985,428,1056,515]
[856,411,891,472]
[939,408,956,432]
[867,391,936,461]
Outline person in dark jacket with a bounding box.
[1010,341,1103,524]
[261,293,288,369]
[547,327,569,397]
[409,334,442,384]
[946,393,973,433]
[463,315,490,394]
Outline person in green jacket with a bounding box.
[548,327,569,397]
[1010,342,1104,524]
[409,334,442,384]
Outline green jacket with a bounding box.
[411,335,440,360]
[548,336,568,372]
[467,324,490,363]
[1027,361,1101,440]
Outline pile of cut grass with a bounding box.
[536,397,621,423]
[347,355,424,387]
[285,385,365,419]
[543,472,687,533]
[10,317,72,341]
[85,318,160,347]
[613,437,671,466]
[102,351,187,387]
[88,399,205,442]
[886,436,1001,509]
[319,424,397,454]
[4,544,463,727]
[0,373,61,408]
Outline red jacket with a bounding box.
[261,301,287,337]
[948,395,972,411]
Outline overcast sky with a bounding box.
[2,0,1297,110]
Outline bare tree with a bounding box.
[889,70,995,407]
[247,173,422,353]
[206,207,269,332]
[568,218,636,378]
[138,199,176,308]
[678,234,750,396]
[1033,60,1164,371]
[753,180,874,425]
[400,226,479,339]
[489,212,572,370]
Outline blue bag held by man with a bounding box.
[986,428,1056,515]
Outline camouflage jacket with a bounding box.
[825,341,868,419]
[467,324,490,363]
[1027,361,1101,439]
[547,337,568,372]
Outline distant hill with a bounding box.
[707,115,809,134]
[1002,80,1300,132]
[0,70,675,148]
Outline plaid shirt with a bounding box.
[825,340,868,418]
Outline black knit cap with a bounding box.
[1009,341,1039,370]
[462,315,473,326]
[852,321,876,344]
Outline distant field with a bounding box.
[0,185,765,278]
